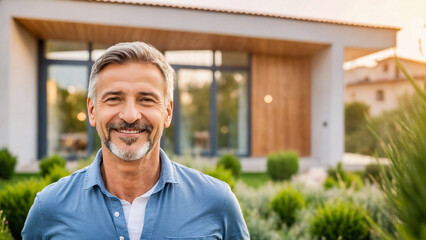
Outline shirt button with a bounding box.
[114,212,120,217]
[119,236,124,240]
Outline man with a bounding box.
[22,42,249,239]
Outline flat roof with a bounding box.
[83,0,400,30]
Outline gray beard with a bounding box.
[106,140,152,161]
[103,120,154,161]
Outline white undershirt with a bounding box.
[120,181,158,240]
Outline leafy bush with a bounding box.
[204,166,235,190]
[44,165,70,184]
[39,154,66,177]
[0,179,45,239]
[327,162,346,181]
[0,148,17,180]
[244,209,281,240]
[0,210,13,240]
[216,154,241,178]
[310,202,370,240]
[266,151,299,181]
[379,58,426,240]
[270,185,304,227]
[363,163,391,185]
[325,162,364,190]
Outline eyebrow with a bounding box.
[137,91,160,100]
[101,91,123,100]
[100,91,160,100]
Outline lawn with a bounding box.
[0,173,41,190]
[240,172,269,188]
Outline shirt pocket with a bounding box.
[164,235,219,240]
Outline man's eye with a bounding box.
[141,98,154,103]
[107,97,120,102]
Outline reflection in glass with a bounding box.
[178,69,212,155]
[216,71,248,155]
[91,43,111,61]
[45,40,89,60]
[165,50,213,66]
[215,51,249,67]
[47,65,88,159]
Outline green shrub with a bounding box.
[363,163,391,185]
[0,148,17,180]
[0,210,13,240]
[325,162,363,190]
[345,173,364,191]
[270,185,304,227]
[0,179,45,240]
[379,58,426,240]
[216,154,241,178]
[244,209,281,240]
[323,176,338,190]
[310,202,370,240]
[327,162,346,182]
[44,165,70,184]
[266,151,299,181]
[205,166,235,190]
[324,173,364,190]
[39,154,66,177]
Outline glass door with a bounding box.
[46,65,89,159]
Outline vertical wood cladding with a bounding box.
[251,55,311,156]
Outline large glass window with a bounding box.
[216,71,248,155]
[45,40,89,61]
[164,50,250,156]
[178,69,213,155]
[47,65,89,158]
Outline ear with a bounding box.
[164,100,173,128]
[87,97,96,127]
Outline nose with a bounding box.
[119,100,141,124]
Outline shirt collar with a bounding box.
[83,148,178,191]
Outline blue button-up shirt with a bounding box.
[22,149,249,239]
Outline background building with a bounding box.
[345,57,426,116]
[0,0,397,167]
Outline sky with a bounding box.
[122,0,426,66]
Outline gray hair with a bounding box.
[88,42,174,105]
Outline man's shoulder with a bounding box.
[170,161,230,193]
[36,166,89,206]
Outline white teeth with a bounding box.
[118,130,140,134]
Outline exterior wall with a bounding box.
[0,1,11,148]
[9,21,38,164]
[8,22,37,163]
[311,46,345,166]
[251,55,310,157]
[345,79,425,116]
[0,0,38,164]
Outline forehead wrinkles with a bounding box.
[97,63,168,103]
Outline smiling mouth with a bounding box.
[116,129,144,134]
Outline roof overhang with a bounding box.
[15,17,328,57]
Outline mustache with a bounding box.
[106,120,153,133]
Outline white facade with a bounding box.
[345,58,426,116]
[0,0,397,167]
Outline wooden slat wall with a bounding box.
[251,54,311,156]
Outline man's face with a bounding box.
[87,63,173,161]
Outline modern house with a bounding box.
[0,0,398,167]
[345,57,426,116]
